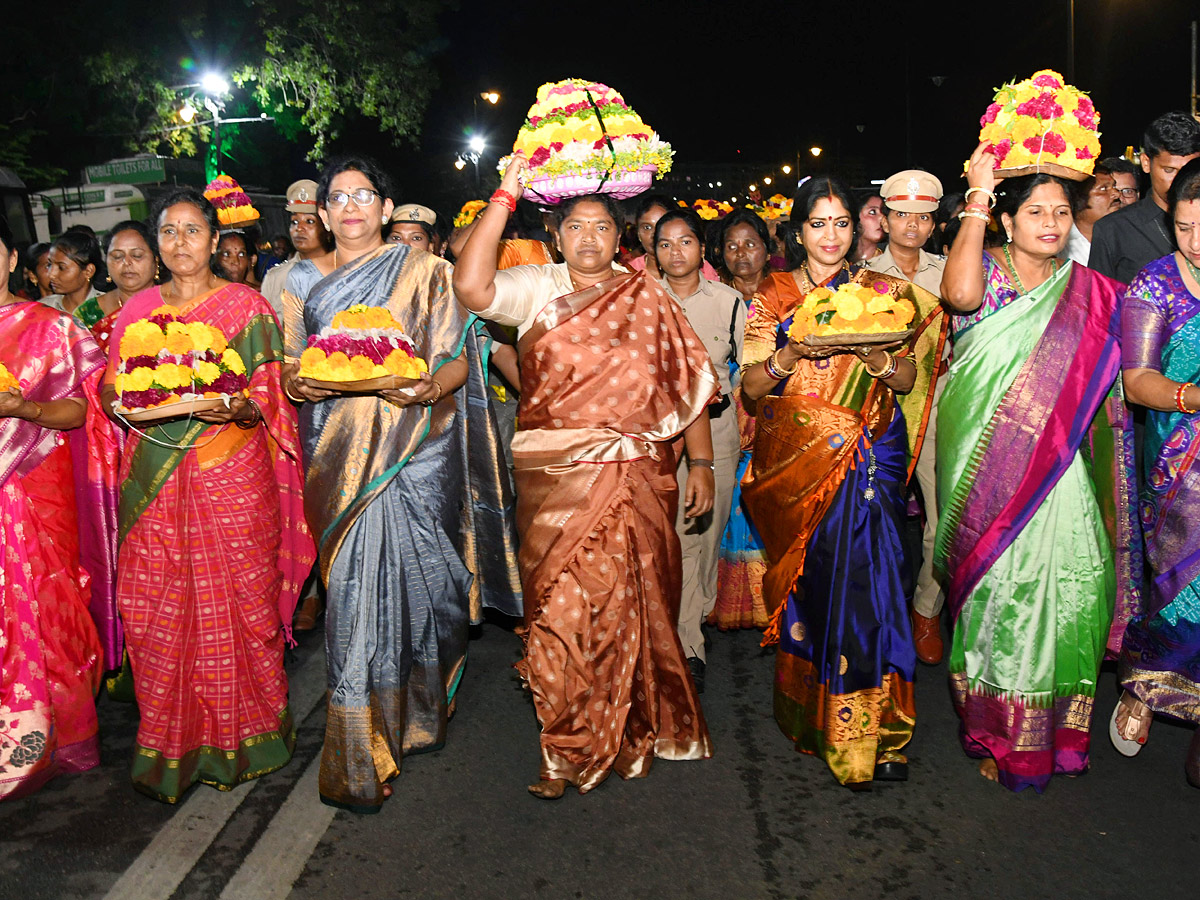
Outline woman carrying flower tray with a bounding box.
[99,188,316,803]
[282,155,521,814]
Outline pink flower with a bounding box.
[528,147,551,168]
[988,139,1013,162]
[550,142,564,152]
[124,354,157,371]
[1024,132,1067,155]
[980,102,1002,126]
[1032,72,1064,89]
[873,280,890,294]
[1015,93,1064,121]
[1076,147,1095,160]
[1074,96,1097,130]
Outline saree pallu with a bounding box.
[111,283,314,802]
[1119,255,1200,723]
[0,302,105,800]
[741,270,942,786]
[286,245,519,812]
[514,271,720,792]
[935,261,1134,793]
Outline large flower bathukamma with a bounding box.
[298,304,428,386]
[114,306,248,417]
[976,69,1100,181]
[502,78,673,205]
[0,362,19,393]
[786,280,915,346]
[204,174,261,229]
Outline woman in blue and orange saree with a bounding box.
[739,177,945,790]
[937,146,1141,793]
[284,157,520,813]
[454,157,721,800]
[1112,158,1200,787]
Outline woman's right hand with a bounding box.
[785,336,838,360]
[965,141,998,195]
[0,389,25,419]
[499,152,528,202]
[287,376,341,403]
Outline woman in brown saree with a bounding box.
[455,156,722,799]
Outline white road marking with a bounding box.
[101,643,328,900]
[217,754,335,900]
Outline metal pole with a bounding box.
[1192,20,1197,118]
[1067,0,1075,83]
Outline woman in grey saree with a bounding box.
[283,157,520,812]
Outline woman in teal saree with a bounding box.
[937,145,1140,792]
[1112,158,1200,787]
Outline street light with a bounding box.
[781,165,792,174]
[201,72,230,96]
[480,91,500,105]
[454,159,467,171]
[460,134,487,188]
[810,146,823,157]
[763,176,772,185]
[468,134,486,155]
[179,103,197,123]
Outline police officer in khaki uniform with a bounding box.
[260,179,335,325]
[388,204,443,255]
[867,170,948,663]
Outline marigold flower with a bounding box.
[221,348,247,375]
[126,366,155,392]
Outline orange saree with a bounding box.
[514,271,721,792]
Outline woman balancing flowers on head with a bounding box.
[99,188,316,802]
[455,153,723,799]
[936,140,1139,792]
[738,176,944,790]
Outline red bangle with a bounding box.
[1176,382,1197,414]
[489,189,517,213]
[963,202,990,214]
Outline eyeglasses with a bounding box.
[1117,188,1139,198]
[326,188,381,208]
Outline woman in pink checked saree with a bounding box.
[103,191,315,803]
[0,216,106,801]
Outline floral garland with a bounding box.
[0,362,19,393]
[977,69,1101,175]
[298,304,428,382]
[454,200,487,228]
[115,306,248,411]
[786,281,915,341]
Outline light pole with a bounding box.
[460,134,487,191]
[201,73,230,182]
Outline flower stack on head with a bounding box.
[298,304,428,384]
[502,78,674,204]
[765,194,793,219]
[454,200,487,229]
[114,306,248,412]
[976,69,1101,181]
[0,362,19,393]
[786,280,916,344]
[693,199,734,220]
[204,174,261,230]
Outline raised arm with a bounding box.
[941,142,995,313]
[453,155,526,313]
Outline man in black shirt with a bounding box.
[1090,111,1200,284]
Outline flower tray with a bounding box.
[303,375,422,393]
[524,166,657,205]
[995,162,1088,182]
[116,396,228,423]
[802,329,913,347]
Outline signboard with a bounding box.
[86,157,167,184]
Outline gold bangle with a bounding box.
[965,186,997,209]
[865,352,897,379]
[957,210,990,224]
[284,381,305,403]
[421,380,444,407]
[770,348,799,376]
[27,400,44,421]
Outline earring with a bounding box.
[1005,233,1013,243]
[382,215,388,225]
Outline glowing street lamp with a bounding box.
[480,91,500,105]
[810,146,823,157]
[763,176,772,185]
[748,184,758,193]
[468,134,486,155]
[200,72,230,96]
[178,103,197,123]
[454,159,466,171]
[781,164,792,174]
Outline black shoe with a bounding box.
[701,623,712,652]
[687,656,705,694]
[874,760,909,782]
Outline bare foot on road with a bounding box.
[979,759,999,783]
[527,778,568,799]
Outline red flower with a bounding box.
[550,142,564,152]
[980,102,1002,127]
[988,139,1012,162]
[1015,92,1064,121]
[1024,132,1067,155]
[1074,97,1097,130]
[1076,147,1095,160]
[528,147,551,167]
[1032,72,1064,89]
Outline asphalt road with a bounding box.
[1,618,1197,900]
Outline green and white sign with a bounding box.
[86,157,167,184]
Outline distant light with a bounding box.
[763,177,772,185]
[716,181,722,187]
[870,179,885,185]
[748,184,757,192]
[481,91,500,105]
[179,103,197,123]
[708,182,713,188]
[468,135,486,154]
[201,72,230,95]
[454,158,467,170]
[810,146,823,157]
[781,165,792,174]
[730,196,737,202]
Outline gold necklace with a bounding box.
[1002,243,1058,295]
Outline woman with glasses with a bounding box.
[282,155,519,813]
[99,188,315,802]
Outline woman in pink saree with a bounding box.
[0,215,106,800]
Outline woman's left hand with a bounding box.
[379,373,441,408]
[193,393,257,425]
[850,340,905,369]
[683,466,715,519]
[0,389,26,418]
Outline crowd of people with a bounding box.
[2,102,1200,809]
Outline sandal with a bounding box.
[1109,691,1152,757]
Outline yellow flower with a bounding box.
[165,330,194,356]
[126,366,154,392]
[154,363,184,390]
[349,355,375,379]
[194,360,221,384]
[187,322,214,353]
[833,294,865,321]
[221,348,247,375]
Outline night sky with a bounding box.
[361,0,1197,210]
